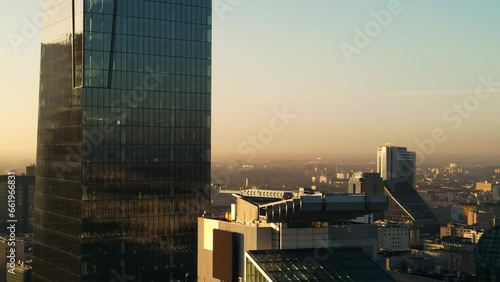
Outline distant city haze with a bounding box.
[1,0,500,172]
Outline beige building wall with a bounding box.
[476,182,492,192]
[280,227,329,249]
[440,225,454,238]
[329,224,378,258]
[468,211,477,226]
[235,198,259,222]
[197,217,273,282]
[219,222,273,250]
[197,218,218,282]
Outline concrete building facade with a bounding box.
[376,221,410,252]
[197,188,389,281]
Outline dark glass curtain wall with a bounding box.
[34,0,211,281]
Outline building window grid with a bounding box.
[35,0,211,280]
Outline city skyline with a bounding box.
[2,1,500,282]
[1,0,500,170]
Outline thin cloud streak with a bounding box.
[380,89,499,97]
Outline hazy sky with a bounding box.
[1,0,499,171]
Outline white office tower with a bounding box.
[377,145,417,188]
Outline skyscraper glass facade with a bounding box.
[34,0,211,281]
[377,146,416,188]
[476,225,500,282]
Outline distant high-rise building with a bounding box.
[347,172,386,222]
[448,162,463,173]
[493,183,500,201]
[33,1,212,281]
[0,174,34,234]
[468,210,497,231]
[377,145,416,188]
[25,165,36,177]
[348,172,385,196]
[494,169,500,182]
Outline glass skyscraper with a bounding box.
[34,0,211,281]
[476,225,500,282]
[377,145,416,188]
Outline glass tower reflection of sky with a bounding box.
[33,1,212,281]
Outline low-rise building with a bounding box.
[246,248,395,282]
[463,229,483,244]
[440,223,483,243]
[476,182,493,192]
[468,210,497,231]
[336,172,350,180]
[198,188,392,281]
[376,221,410,252]
[424,237,476,275]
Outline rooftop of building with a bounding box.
[215,188,389,224]
[375,220,411,228]
[434,236,474,245]
[441,223,484,231]
[246,247,397,282]
[389,272,445,282]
